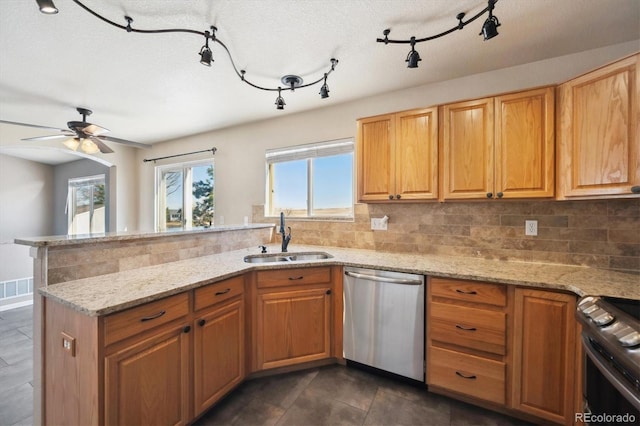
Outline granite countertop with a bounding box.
[39,244,640,317]
[14,223,273,247]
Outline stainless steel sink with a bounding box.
[243,251,333,263]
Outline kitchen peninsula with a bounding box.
[17,226,639,425]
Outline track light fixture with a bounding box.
[377,0,500,69]
[41,1,339,110]
[275,88,286,110]
[199,29,214,66]
[36,0,58,14]
[406,37,421,68]
[319,74,330,99]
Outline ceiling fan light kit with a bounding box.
[378,0,500,68]
[38,0,339,111]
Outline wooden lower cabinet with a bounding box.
[105,323,190,426]
[256,287,331,370]
[511,288,577,425]
[193,299,244,417]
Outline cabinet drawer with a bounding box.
[194,276,244,311]
[431,277,506,307]
[429,346,505,405]
[256,267,332,289]
[430,302,506,355]
[104,293,189,346]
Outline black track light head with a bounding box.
[36,0,58,14]
[319,74,329,99]
[199,31,213,66]
[406,38,421,68]
[275,88,286,110]
[480,0,500,40]
[480,15,500,40]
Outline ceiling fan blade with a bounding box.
[98,135,151,150]
[89,136,114,154]
[0,119,68,133]
[82,123,109,136]
[22,133,74,141]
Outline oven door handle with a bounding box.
[582,334,640,411]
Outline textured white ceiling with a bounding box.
[0,0,639,163]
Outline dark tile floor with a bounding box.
[0,305,34,426]
[195,365,533,426]
[0,305,532,426]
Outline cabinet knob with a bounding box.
[198,319,206,327]
[396,194,401,199]
[497,192,503,198]
[326,289,332,295]
[486,192,493,198]
[183,325,191,334]
[388,195,394,200]
[631,185,640,194]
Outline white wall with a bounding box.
[136,40,639,230]
[0,154,54,281]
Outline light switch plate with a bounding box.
[61,332,76,357]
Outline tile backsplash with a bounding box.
[256,199,639,272]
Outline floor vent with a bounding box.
[0,277,33,300]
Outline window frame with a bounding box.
[154,159,214,232]
[67,174,106,236]
[265,138,354,219]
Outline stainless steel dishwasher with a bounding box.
[343,267,425,381]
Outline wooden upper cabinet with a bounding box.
[440,88,555,200]
[557,53,640,199]
[357,114,394,201]
[440,98,494,200]
[495,87,555,198]
[395,108,439,200]
[357,108,438,202]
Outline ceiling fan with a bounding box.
[0,107,150,154]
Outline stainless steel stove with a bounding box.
[576,295,640,424]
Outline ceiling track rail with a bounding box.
[143,147,217,163]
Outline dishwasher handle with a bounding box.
[344,270,423,285]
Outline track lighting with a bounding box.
[36,0,58,14]
[319,74,329,99]
[480,0,500,40]
[275,88,286,110]
[377,0,500,69]
[199,28,214,66]
[406,37,421,68]
[44,1,339,110]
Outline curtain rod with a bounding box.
[143,147,217,163]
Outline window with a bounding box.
[67,175,106,235]
[266,139,354,218]
[156,160,214,231]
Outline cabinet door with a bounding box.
[557,53,639,198]
[357,114,395,201]
[395,107,439,200]
[194,299,244,417]
[440,98,495,199]
[105,324,190,426]
[511,288,576,425]
[257,287,331,370]
[495,87,555,198]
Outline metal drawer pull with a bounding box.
[140,310,166,322]
[455,371,477,380]
[455,324,477,331]
[288,276,304,280]
[455,289,477,295]
[215,288,231,296]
